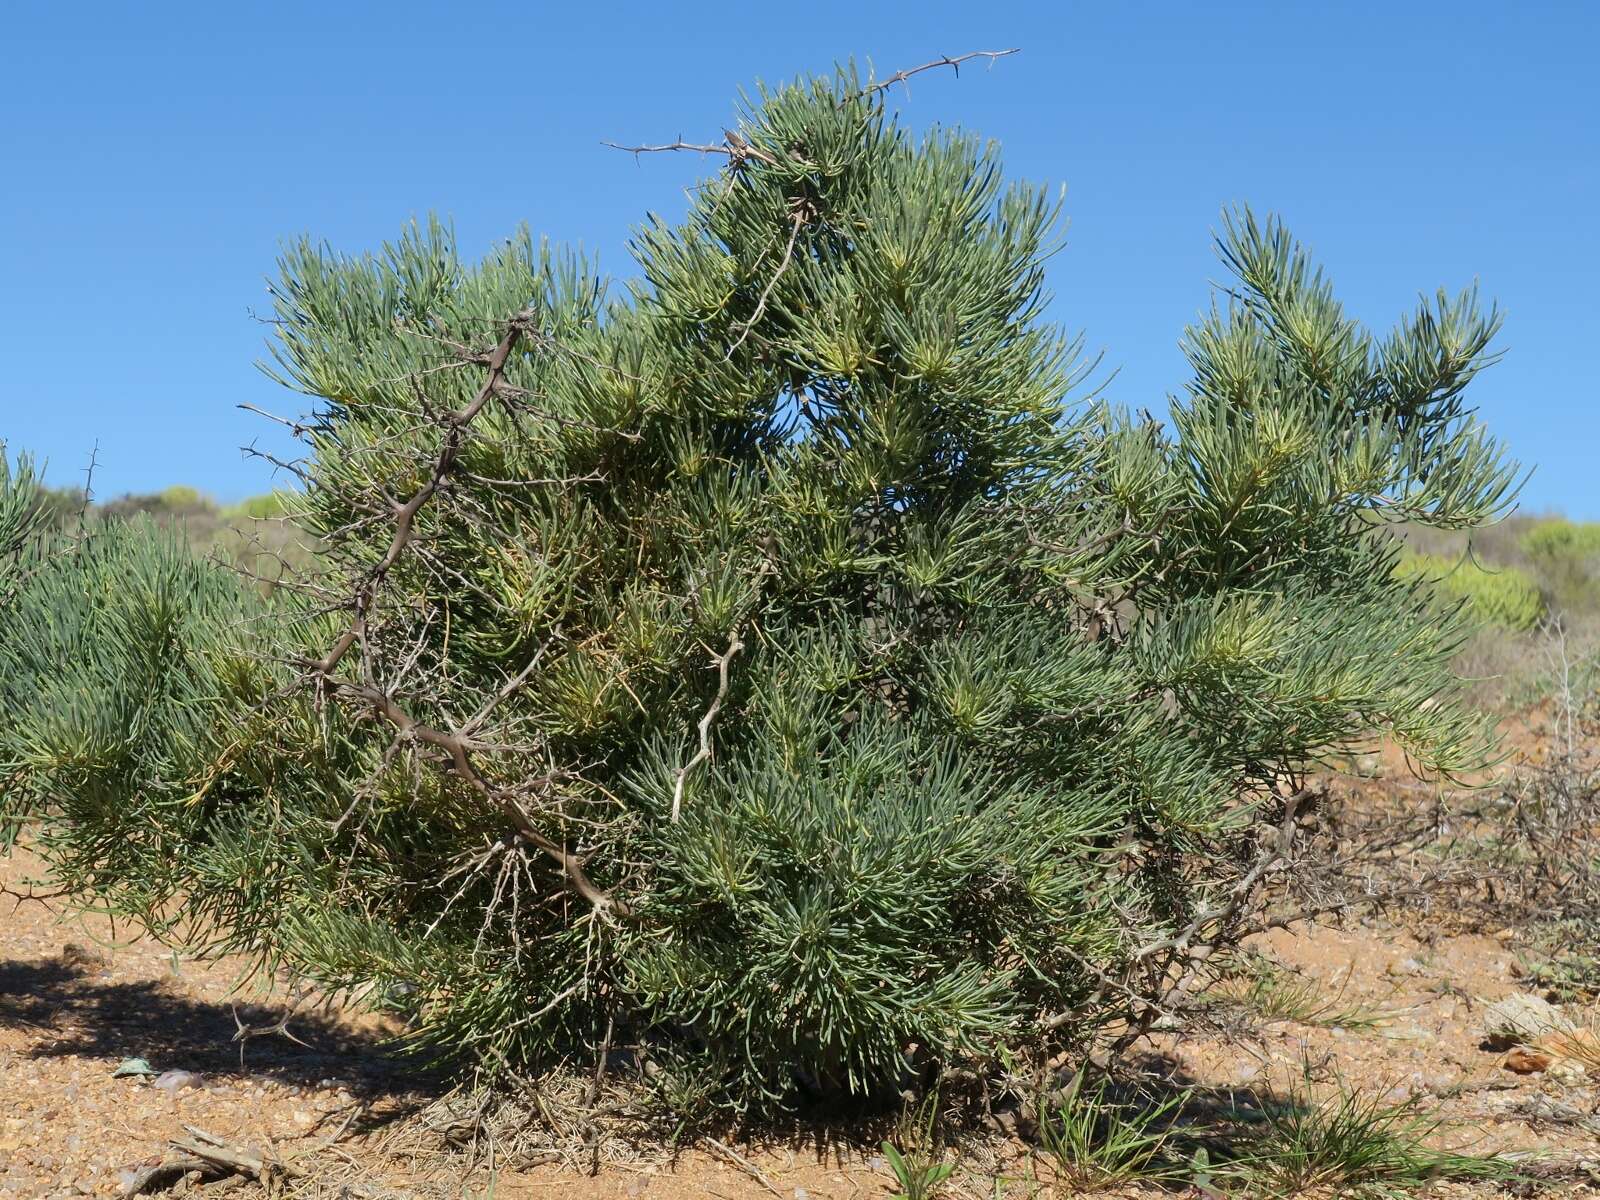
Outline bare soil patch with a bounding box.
[8,764,1600,1198]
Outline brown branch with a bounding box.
[125,1126,293,1195]
[336,678,625,917]
[670,631,744,823]
[1042,785,1316,1033]
[852,48,1021,103]
[304,311,623,916]
[706,1137,784,1198]
[311,313,531,680]
[1129,786,1313,962]
[607,49,1021,168]
[603,128,776,167]
[604,137,732,158]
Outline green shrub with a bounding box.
[0,510,274,868]
[1520,519,1600,564]
[99,484,216,523]
[1,449,50,617]
[221,490,297,521]
[0,65,1520,1115]
[1520,519,1600,613]
[158,484,208,510]
[1396,550,1543,631]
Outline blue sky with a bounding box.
[2,2,1595,513]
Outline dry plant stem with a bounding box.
[853,48,1021,102]
[726,205,807,357]
[670,631,745,822]
[304,312,624,916]
[603,132,777,165]
[338,677,623,916]
[607,49,1021,158]
[126,1126,293,1196]
[310,315,531,681]
[706,1137,785,1198]
[1045,786,1312,1033]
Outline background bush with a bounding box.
[1396,550,1544,632]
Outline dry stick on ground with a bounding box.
[705,1137,785,1198]
[670,631,745,822]
[303,312,625,916]
[124,1126,293,1196]
[230,988,314,1069]
[0,874,69,908]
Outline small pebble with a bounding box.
[152,1070,204,1094]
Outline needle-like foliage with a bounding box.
[0,64,1519,1117]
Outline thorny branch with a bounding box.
[332,678,624,916]
[603,128,777,166]
[853,48,1022,102]
[309,313,530,682]
[303,311,627,916]
[1045,784,1315,1033]
[605,48,1022,162]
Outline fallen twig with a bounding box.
[706,1137,784,1198]
[123,1126,292,1195]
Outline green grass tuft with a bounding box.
[1227,1075,1512,1198]
[1036,1071,1188,1191]
[1224,957,1410,1031]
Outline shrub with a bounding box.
[1520,519,1600,564]
[0,447,48,608]
[0,65,1520,1114]
[1396,550,1544,631]
[1520,519,1600,612]
[99,484,218,522]
[0,503,273,876]
[221,490,296,521]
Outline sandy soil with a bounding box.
[6,797,1600,1198]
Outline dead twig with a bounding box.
[852,48,1021,103]
[706,1137,784,1198]
[230,991,314,1070]
[124,1126,293,1195]
[670,631,744,823]
[603,128,777,167]
[726,201,809,357]
[303,311,624,916]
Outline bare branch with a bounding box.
[300,310,624,916]
[852,48,1021,103]
[726,202,809,358]
[670,631,744,823]
[603,129,776,167]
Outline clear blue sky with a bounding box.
[3,2,1595,514]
